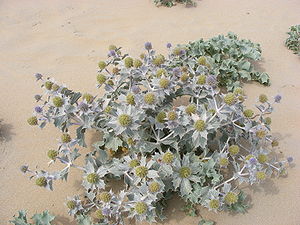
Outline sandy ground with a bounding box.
[1,0,300,224]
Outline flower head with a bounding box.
[27,116,38,126]
[144,42,152,51]
[274,94,282,103]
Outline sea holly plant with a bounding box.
[153,0,196,7]
[285,25,300,55]
[179,32,270,90]
[22,42,292,225]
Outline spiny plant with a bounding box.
[285,25,300,55]
[21,42,292,225]
[153,0,195,7]
[180,32,270,90]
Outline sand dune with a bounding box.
[0,0,300,224]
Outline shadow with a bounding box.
[54,215,77,225]
[247,178,279,195]
[161,194,186,224]
[0,120,14,142]
[251,58,267,74]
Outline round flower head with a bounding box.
[108,50,116,57]
[224,192,238,205]
[98,191,112,203]
[258,154,268,164]
[86,173,99,184]
[149,182,160,193]
[166,43,172,48]
[179,167,192,178]
[97,74,107,84]
[35,73,43,80]
[153,54,165,66]
[265,117,272,125]
[197,56,207,66]
[259,94,268,103]
[108,45,117,51]
[144,42,152,51]
[98,61,106,70]
[156,68,167,78]
[194,120,206,131]
[144,93,156,105]
[95,209,105,220]
[245,154,255,161]
[127,137,136,146]
[106,79,113,86]
[112,67,120,74]
[27,116,38,126]
[173,67,181,76]
[274,94,282,103]
[156,111,166,123]
[256,171,266,180]
[35,177,47,187]
[135,202,148,215]
[34,94,42,101]
[135,166,148,178]
[140,53,145,59]
[104,106,112,114]
[162,151,174,164]
[133,59,143,68]
[126,93,135,105]
[180,73,189,82]
[185,104,197,115]
[197,74,206,85]
[173,47,182,56]
[256,129,266,139]
[243,109,254,118]
[34,106,43,113]
[66,200,76,209]
[159,78,170,89]
[209,199,220,210]
[61,133,71,143]
[132,85,141,94]
[83,93,94,104]
[129,159,140,168]
[234,87,244,95]
[47,150,58,160]
[118,114,132,127]
[249,157,257,164]
[224,93,236,105]
[44,81,53,90]
[52,84,60,91]
[287,156,293,163]
[179,49,186,55]
[53,96,64,107]
[219,157,229,167]
[124,57,133,68]
[168,111,177,121]
[229,145,239,155]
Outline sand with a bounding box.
[0,0,300,224]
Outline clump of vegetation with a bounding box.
[180,32,270,90]
[153,0,195,7]
[10,210,55,225]
[285,25,300,55]
[20,41,291,225]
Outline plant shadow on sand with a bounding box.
[0,120,14,142]
[54,215,77,225]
